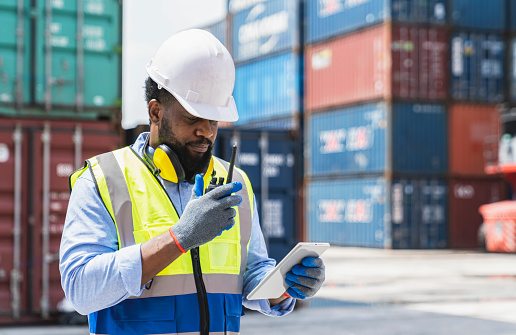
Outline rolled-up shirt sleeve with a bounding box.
[59,171,144,315]
[242,196,296,316]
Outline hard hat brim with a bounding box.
[171,91,239,123]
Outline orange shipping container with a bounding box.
[305,23,448,111]
[449,104,501,176]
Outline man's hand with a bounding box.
[170,174,242,252]
[284,257,325,299]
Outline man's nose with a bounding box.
[195,119,214,138]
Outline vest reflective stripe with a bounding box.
[96,152,136,247]
[134,273,243,298]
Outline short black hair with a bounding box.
[144,77,176,107]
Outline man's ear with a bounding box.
[148,99,162,124]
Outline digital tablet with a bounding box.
[247,242,330,300]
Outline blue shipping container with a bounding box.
[231,0,300,63]
[305,0,446,44]
[307,177,388,248]
[214,129,300,262]
[307,177,447,249]
[256,191,297,262]
[201,19,227,47]
[215,130,297,191]
[511,0,516,31]
[307,102,448,176]
[450,0,506,31]
[451,32,505,103]
[391,0,446,24]
[234,52,301,125]
[512,38,516,101]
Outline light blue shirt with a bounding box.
[59,132,295,317]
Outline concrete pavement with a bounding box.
[1,246,516,334]
[316,247,516,324]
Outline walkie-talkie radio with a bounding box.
[205,143,237,194]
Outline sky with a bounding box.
[122,0,227,129]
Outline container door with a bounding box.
[449,178,507,249]
[306,178,387,248]
[0,0,31,110]
[391,178,448,249]
[215,129,299,262]
[30,121,119,318]
[34,0,121,112]
[0,124,29,322]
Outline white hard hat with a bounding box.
[146,29,238,122]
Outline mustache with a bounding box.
[188,139,213,147]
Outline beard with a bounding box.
[157,118,213,181]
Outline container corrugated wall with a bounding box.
[306,102,447,176]
[391,24,448,100]
[307,177,388,248]
[305,23,448,111]
[450,32,505,103]
[0,0,121,119]
[0,1,31,106]
[201,20,227,47]
[391,0,446,24]
[449,104,500,176]
[450,0,506,31]
[448,178,507,249]
[231,0,300,63]
[214,129,301,262]
[233,52,301,125]
[305,0,446,44]
[305,0,387,44]
[390,178,447,249]
[511,38,516,101]
[0,118,120,323]
[306,176,447,249]
[305,24,390,111]
[34,0,121,110]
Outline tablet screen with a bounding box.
[247,242,330,300]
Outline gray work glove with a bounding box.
[284,257,325,299]
[170,174,242,252]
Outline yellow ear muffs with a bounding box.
[153,144,215,184]
[153,144,184,183]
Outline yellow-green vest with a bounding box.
[70,146,254,335]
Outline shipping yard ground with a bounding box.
[1,247,516,334]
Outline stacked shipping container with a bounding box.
[0,120,120,323]
[0,0,122,119]
[230,0,302,130]
[0,0,122,324]
[304,0,450,249]
[447,0,508,248]
[303,0,511,249]
[217,0,306,261]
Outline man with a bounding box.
[60,29,325,335]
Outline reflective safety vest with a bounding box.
[70,146,254,335]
